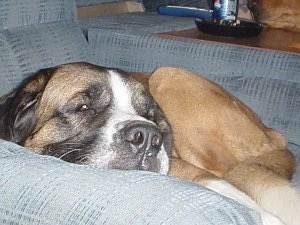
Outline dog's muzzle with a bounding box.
[121,121,163,159]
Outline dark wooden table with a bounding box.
[158,27,300,54]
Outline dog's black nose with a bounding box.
[121,121,163,156]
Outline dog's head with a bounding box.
[0,62,172,174]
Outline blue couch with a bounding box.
[0,0,299,224]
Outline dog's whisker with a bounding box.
[60,142,86,147]
[75,153,91,163]
[59,148,82,160]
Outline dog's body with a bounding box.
[0,63,299,225]
[247,0,300,32]
[149,67,300,225]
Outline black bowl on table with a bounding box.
[195,19,263,38]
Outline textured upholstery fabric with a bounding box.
[79,11,195,34]
[0,0,77,30]
[0,22,90,96]
[76,0,142,7]
[0,0,91,96]
[0,139,262,225]
[290,143,300,188]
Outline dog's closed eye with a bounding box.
[77,104,90,111]
[76,104,97,116]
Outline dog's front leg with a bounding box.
[169,157,217,183]
[169,157,285,225]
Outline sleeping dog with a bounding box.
[0,62,172,174]
[0,62,297,225]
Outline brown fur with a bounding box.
[148,67,298,224]
[22,64,110,152]
[248,0,300,32]
[149,67,292,177]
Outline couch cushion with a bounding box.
[76,0,141,7]
[0,22,90,96]
[78,12,196,34]
[0,0,77,30]
[290,143,300,188]
[0,139,262,225]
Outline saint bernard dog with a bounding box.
[0,62,299,225]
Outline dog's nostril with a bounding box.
[123,130,144,145]
[132,131,143,144]
[151,135,161,147]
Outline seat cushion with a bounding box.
[0,139,262,225]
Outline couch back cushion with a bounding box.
[0,0,77,30]
[0,22,90,96]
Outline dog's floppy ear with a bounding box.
[0,69,53,144]
[0,90,18,141]
[10,91,43,144]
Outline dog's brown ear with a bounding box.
[0,69,53,144]
[10,91,43,144]
[0,91,17,140]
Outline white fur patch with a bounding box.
[91,149,116,168]
[108,69,135,114]
[260,184,300,225]
[157,146,169,174]
[102,70,137,145]
[91,70,141,166]
[205,180,285,225]
[103,70,155,145]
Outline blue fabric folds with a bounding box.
[0,139,262,225]
[0,22,90,96]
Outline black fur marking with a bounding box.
[43,133,98,164]
[0,68,56,143]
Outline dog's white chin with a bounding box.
[157,146,169,174]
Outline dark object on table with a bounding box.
[195,19,263,37]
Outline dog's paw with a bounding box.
[260,212,286,225]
